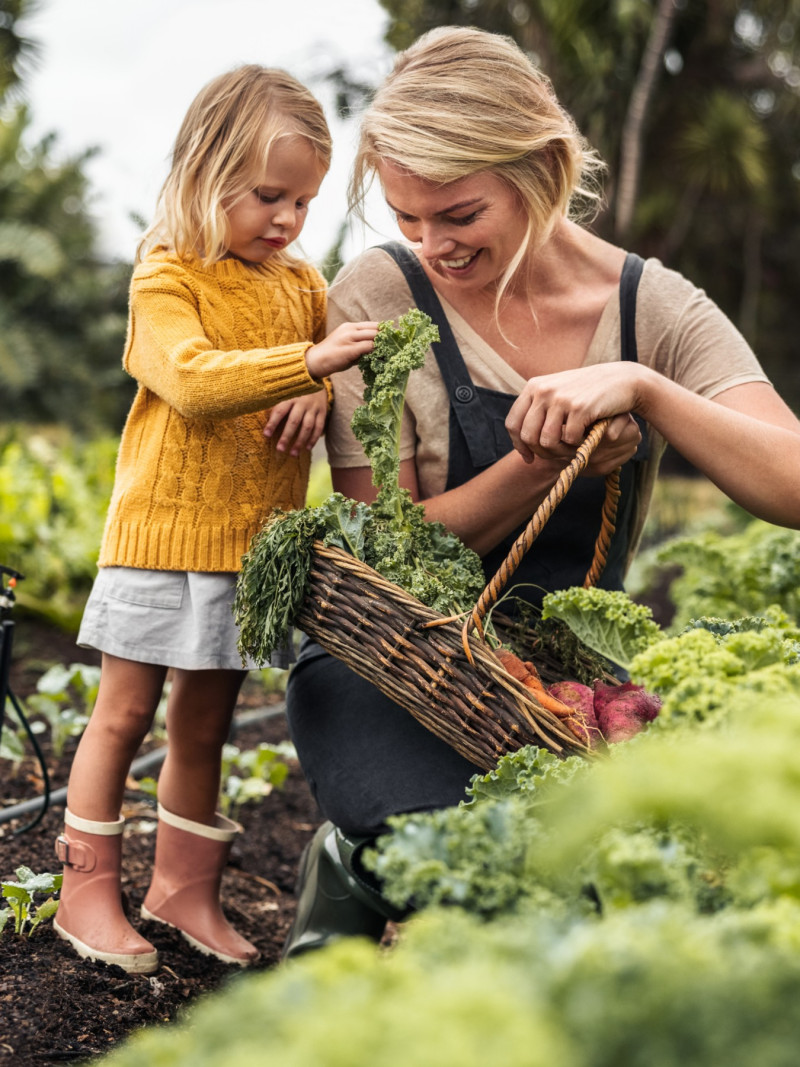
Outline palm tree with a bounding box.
[0,0,41,102]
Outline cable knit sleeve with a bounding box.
[123,259,322,419]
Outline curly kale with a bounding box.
[541,587,663,671]
[236,310,486,663]
[351,306,436,517]
[352,308,485,614]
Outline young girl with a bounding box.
[52,65,378,973]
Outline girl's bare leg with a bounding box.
[156,667,247,824]
[66,654,168,821]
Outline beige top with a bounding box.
[325,245,770,566]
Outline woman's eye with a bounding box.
[448,212,479,227]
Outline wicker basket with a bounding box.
[297,420,617,771]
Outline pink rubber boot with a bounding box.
[53,809,159,974]
[140,804,259,965]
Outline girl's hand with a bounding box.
[263,390,329,456]
[506,363,645,475]
[305,321,379,379]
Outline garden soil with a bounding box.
[0,618,325,1065]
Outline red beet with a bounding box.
[592,680,661,743]
[548,680,604,750]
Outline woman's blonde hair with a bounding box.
[138,65,332,266]
[351,26,605,293]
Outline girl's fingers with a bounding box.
[263,401,292,438]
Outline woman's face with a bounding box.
[378,161,530,292]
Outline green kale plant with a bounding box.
[541,586,663,671]
[236,310,485,663]
[658,519,800,629]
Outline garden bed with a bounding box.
[1,619,321,1065]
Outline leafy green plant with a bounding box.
[219,741,293,821]
[541,586,662,671]
[0,429,116,629]
[256,666,289,696]
[657,519,800,630]
[24,662,100,758]
[0,718,26,765]
[103,898,800,1067]
[1,866,61,936]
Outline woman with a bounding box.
[281,26,800,958]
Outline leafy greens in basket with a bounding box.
[235,309,486,664]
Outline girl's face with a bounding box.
[224,135,326,264]
[378,161,530,293]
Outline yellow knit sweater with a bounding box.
[98,248,328,572]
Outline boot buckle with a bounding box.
[55,834,96,872]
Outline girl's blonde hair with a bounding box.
[138,65,332,266]
[350,26,605,295]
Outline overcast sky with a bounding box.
[19,0,397,264]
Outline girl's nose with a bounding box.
[273,203,296,229]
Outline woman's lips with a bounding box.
[434,249,481,274]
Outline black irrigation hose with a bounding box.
[0,701,287,830]
[4,686,52,834]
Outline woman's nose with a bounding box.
[416,224,457,259]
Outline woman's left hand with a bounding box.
[505,363,643,474]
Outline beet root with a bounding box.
[592,680,661,744]
[548,680,604,750]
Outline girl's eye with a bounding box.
[255,190,279,204]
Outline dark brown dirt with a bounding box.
[1,617,322,1066]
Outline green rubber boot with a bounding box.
[281,821,410,960]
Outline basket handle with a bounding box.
[461,417,619,656]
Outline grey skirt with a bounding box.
[77,567,291,671]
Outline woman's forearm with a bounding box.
[333,452,565,557]
[416,452,566,556]
[635,373,800,528]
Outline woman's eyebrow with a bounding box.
[386,197,484,216]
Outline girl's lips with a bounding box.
[264,237,287,248]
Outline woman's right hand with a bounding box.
[305,321,379,380]
[505,363,645,474]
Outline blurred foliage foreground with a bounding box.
[8,426,799,1066]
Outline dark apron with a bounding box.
[285,245,646,836]
[380,241,648,603]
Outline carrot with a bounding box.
[494,648,574,720]
[494,647,531,683]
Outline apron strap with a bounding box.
[379,242,497,468]
[620,252,644,362]
[619,252,648,459]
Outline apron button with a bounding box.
[454,385,474,403]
